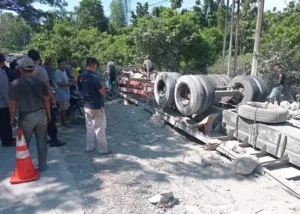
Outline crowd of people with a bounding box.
[0,49,114,172]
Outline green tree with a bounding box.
[171,0,183,10]
[0,0,67,24]
[76,0,108,32]
[134,11,220,72]
[0,13,32,51]
[110,0,131,27]
[131,2,149,24]
[239,0,257,54]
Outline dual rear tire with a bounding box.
[154,73,268,116]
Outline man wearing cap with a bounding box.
[0,53,16,147]
[269,63,285,106]
[9,57,50,172]
[27,49,65,147]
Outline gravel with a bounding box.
[56,102,300,214]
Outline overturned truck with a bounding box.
[152,72,300,169]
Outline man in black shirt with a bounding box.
[269,63,285,106]
[78,57,111,155]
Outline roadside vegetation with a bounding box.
[1,0,300,90]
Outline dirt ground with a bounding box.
[54,102,300,214]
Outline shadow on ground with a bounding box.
[0,137,92,214]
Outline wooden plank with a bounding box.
[262,167,300,199]
[118,80,154,87]
[119,87,153,96]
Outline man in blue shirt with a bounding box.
[54,58,75,128]
[78,57,111,155]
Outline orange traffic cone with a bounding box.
[10,129,40,184]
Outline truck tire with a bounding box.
[238,102,289,124]
[168,72,181,80]
[175,75,205,115]
[207,74,226,87]
[250,76,268,102]
[207,75,220,87]
[154,72,181,108]
[214,74,227,86]
[229,75,259,105]
[195,75,215,113]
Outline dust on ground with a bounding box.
[56,102,300,214]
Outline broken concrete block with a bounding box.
[231,155,259,175]
[148,192,177,208]
[160,192,174,200]
[149,194,168,204]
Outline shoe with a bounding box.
[39,164,49,172]
[98,149,113,155]
[49,139,66,147]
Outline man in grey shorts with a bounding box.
[54,58,75,128]
[9,57,50,172]
[269,63,285,106]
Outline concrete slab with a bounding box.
[0,138,84,214]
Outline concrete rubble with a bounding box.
[148,192,178,208]
[231,155,260,175]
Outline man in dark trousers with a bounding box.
[9,57,50,172]
[28,49,65,147]
[78,57,111,155]
[0,53,15,147]
[269,63,285,106]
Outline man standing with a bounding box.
[78,57,111,155]
[105,62,116,94]
[28,49,65,147]
[42,58,53,86]
[54,58,74,128]
[9,57,50,172]
[269,63,285,106]
[71,61,81,79]
[0,53,15,147]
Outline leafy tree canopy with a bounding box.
[0,0,68,24]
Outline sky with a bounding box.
[30,0,289,15]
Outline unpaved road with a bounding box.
[59,103,300,214]
[1,102,300,214]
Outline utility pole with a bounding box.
[222,0,230,74]
[233,0,240,75]
[227,0,235,77]
[251,0,265,76]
